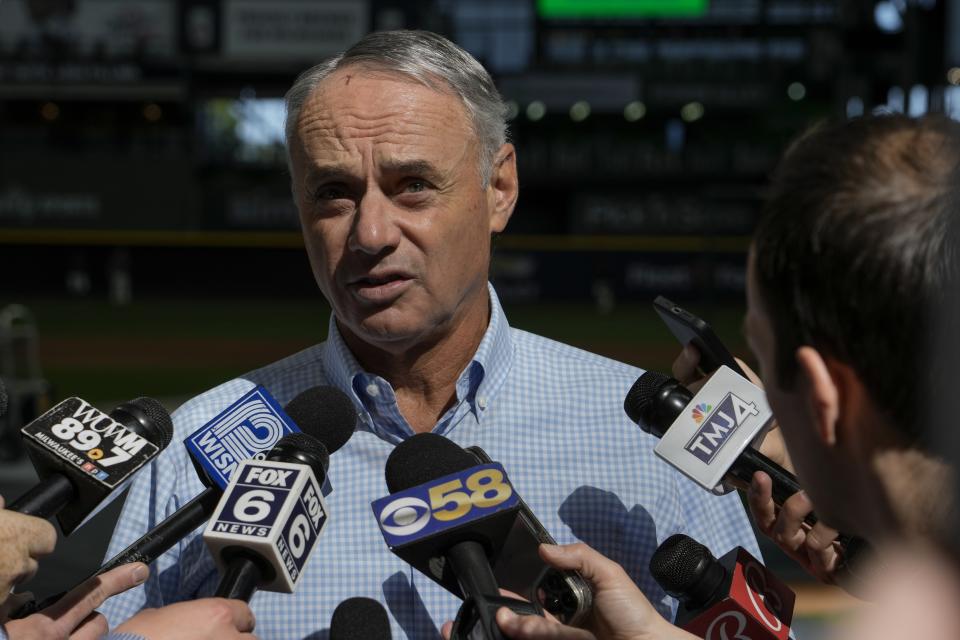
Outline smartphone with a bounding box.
[465,446,593,627]
[652,295,746,377]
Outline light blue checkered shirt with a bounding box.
[100,284,761,638]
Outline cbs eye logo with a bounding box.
[379,468,514,537]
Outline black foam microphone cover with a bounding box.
[385,433,477,493]
[330,597,392,640]
[650,534,727,607]
[623,371,692,436]
[266,431,330,482]
[283,386,357,454]
[112,397,175,449]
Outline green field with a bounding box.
[4,296,750,407]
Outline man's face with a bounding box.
[744,251,854,531]
[288,69,513,351]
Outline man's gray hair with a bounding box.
[284,30,509,186]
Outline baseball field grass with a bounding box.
[7,295,751,406]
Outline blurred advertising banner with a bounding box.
[0,152,197,230]
[490,250,747,303]
[0,0,177,59]
[0,0,368,63]
[221,0,368,62]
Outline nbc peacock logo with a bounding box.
[691,403,712,424]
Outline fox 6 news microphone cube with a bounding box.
[20,397,160,534]
[371,462,521,598]
[204,459,327,593]
[185,386,301,491]
[682,548,795,640]
[654,366,774,492]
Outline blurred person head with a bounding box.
[835,187,960,640]
[745,114,960,540]
[282,30,518,359]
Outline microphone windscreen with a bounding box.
[283,386,357,454]
[329,597,391,640]
[624,370,672,424]
[385,433,476,493]
[269,432,330,478]
[650,533,726,606]
[111,397,174,450]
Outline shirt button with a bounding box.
[477,396,488,410]
[366,383,380,398]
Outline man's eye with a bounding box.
[404,180,428,193]
[314,185,347,201]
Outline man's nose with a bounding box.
[348,190,401,255]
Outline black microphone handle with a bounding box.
[8,474,74,519]
[446,541,506,640]
[97,486,222,574]
[446,540,501,602]
[8,485,226,621]
[725,449,811,523]
[726,449,870,568]
[214,554,264,602]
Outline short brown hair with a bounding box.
[752,114,960,441]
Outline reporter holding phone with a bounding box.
[466,114,960,640]
[441,543,697,640]
[0,492,257,639]
[0,496,57,605]
[2,563,256,640]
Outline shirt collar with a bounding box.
[468,282,513,414]
[319,283,515,436]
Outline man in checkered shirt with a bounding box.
[100,30,763,639]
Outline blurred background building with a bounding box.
[0,0,956,635]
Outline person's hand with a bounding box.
[748,470,841,585]
[114,598,257,639]
[4,562,148,639]
[672,344,794,473]
[441,543,697,640]
[0,495,57,602]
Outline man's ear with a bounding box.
[796,347,868,449]
[794,346,841,446]
[487,143,518,234]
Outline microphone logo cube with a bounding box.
[204,459,327,593]
[21,397,160,489]
[655,366,773,491]
[372,463,519,549]
[185,386,300,490]
[685,548,795,640]
[19,396,163,534]
[683,392,758,464]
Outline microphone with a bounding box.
[330,597,392,640]
[650,534,795,640]
[9,386,357,622]
[373,433,541,640]
[624,370,871,569]
[204,432,331,600]
[10,396,174,534]
[624,369,798,502]
[97,385,356,574]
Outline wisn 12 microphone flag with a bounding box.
[184,385,300,490]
